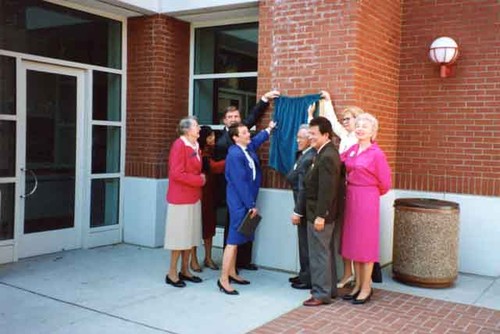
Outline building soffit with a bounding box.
[52,0,258,21]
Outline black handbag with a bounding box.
[237,211,262,237]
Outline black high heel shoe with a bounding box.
[352,289,373,305]
[229,275,250,285]
[178,272,202,283]
[165,275,186,288]
[217,280,239,295]
[342,289,360,301]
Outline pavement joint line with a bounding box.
[0,281,178,334]
[471,278,496,305]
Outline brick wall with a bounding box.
[353,0,401,169]
[126,15,190,178]
[258,0,358,188]
[397,0,500,196]
[258,0,400,188]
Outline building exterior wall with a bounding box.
[397,0,500,196]
[126,15,190,179]
[122,1,500,276]
[258,0,359,188]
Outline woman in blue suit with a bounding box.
[218,120,276,295]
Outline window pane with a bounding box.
[0,1,122,69]
[193,77,257,124]
[93,71,121,121]
[0,56,16,115]
[92,125,121,174]
[194,23,258,75]
[91,178,119,227]
[26,71,76,166]
[0,183,14,240]
[0,121,15,177]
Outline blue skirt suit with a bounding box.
[225,130,269,245]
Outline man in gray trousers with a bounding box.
[287,125,316,290]
[302,116,341,306]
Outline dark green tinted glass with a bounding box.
[194,23,258,75]
[0,0,122,68]
[91,178,119,227]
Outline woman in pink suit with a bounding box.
[340,113,391,304]
[164,116,206,288]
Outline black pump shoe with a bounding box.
[342,289,360,301]
[352,289,373,305]
[229,275,250,285]
[178,272,202,283]
[165,275,186,288]
[217,280,239,295]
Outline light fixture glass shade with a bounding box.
[429,37,458,64]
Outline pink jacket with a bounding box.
[166,138,204,204]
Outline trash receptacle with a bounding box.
[393,198,460,288]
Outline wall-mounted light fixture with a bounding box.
[429,37,459,78]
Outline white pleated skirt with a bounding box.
[164,200,202,250]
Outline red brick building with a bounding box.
[0,0,498,276]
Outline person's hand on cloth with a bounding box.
[262,90,281,102]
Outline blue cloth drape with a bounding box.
[269,94,321,175]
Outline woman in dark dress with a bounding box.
[190,126,225,271]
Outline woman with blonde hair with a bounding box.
[340,113,391,304]
[309,91,365,289]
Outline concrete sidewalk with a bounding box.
[1,244,498,333]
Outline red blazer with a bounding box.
[166,137,204,204]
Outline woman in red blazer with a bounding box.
[164,116,206,288]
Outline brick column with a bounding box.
[126,15,190,179]
[257,0,401,188]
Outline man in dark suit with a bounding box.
[214,90,280,271]
[286,124,316,289]
[302,116,342,307]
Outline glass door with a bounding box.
[17,62,84,258]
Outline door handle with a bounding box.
[21,168,38,198]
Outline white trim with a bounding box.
[191,16,259,29]
[16,61,85,259]
[119,18,128,244]
[0,178,16,184]
[188,22,195,117]
[193,72,258,79]
[44,0,128,21]
[0,50,123,75]
[90,173,122,179]
[0,115,16,121]
[0,240,14,246]
[89,225,120,233]
[91,120,122,127]
[13,57,25,260]
[82,69,93,249]
[189,18,259,123]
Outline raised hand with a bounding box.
[263,90,281,101]
[320,90,331,101]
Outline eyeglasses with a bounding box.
[342,117,351,122]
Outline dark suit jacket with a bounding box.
[286,147,317,216]
[213,99,270,205]
[214,99,269,161]
[304,141,341,224]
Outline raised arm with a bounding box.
[243,90,280,128]
[308,91,348,139]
